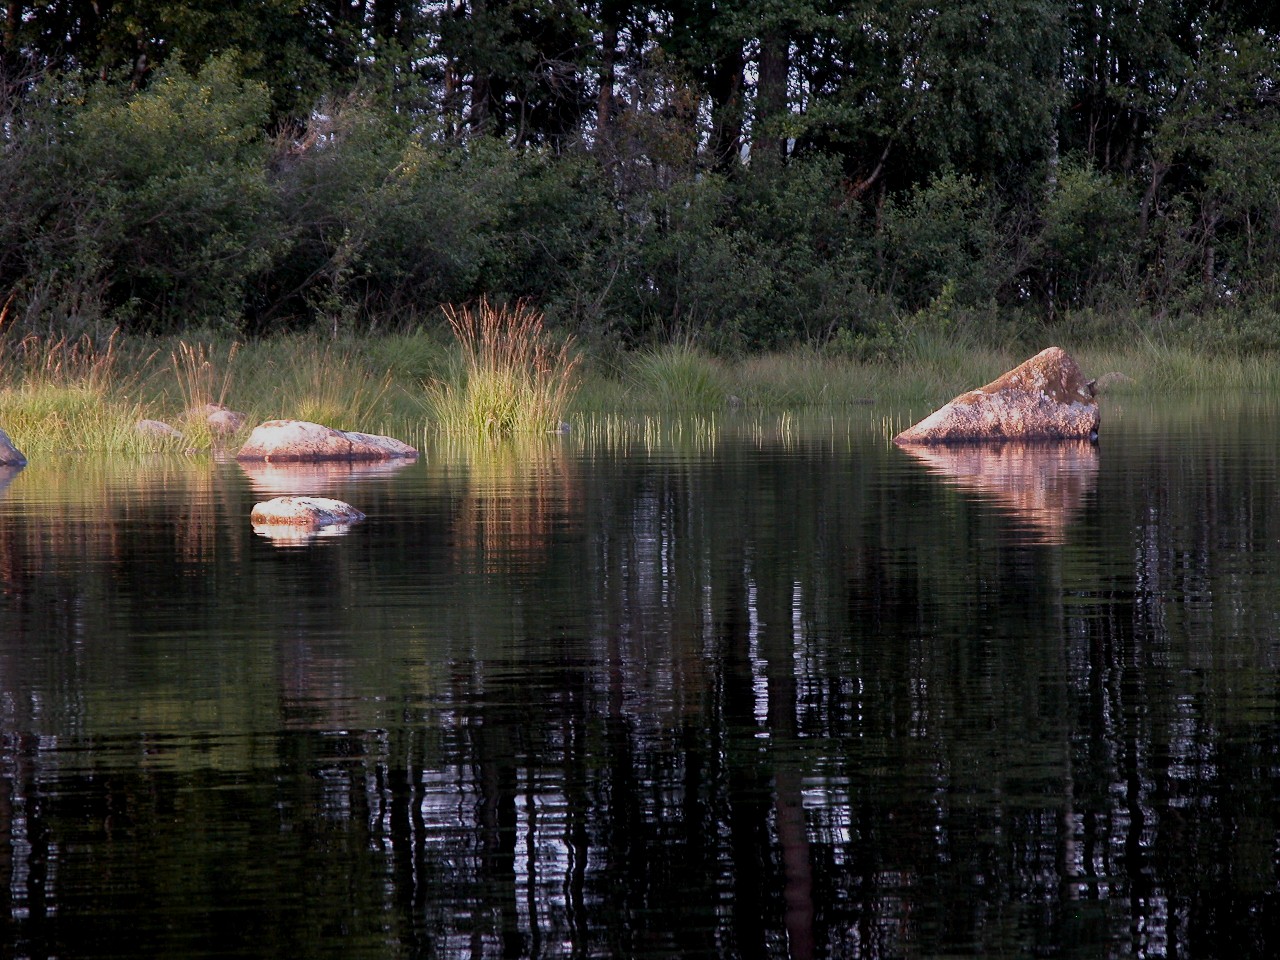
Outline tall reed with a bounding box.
[429,299,580,438]
[171,340,239,414]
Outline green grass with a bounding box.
[426,299,580,438]
[629,343,730,410]
[1079,341,1280,393]
[4,323,1280,457]
[0,383,166,454]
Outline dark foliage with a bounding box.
[4,1,1280,350]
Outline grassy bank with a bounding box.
[1,325,1276,456]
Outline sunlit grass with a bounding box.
[4,322,1280,459]
[0,332,170,453]
[427,299,580,438]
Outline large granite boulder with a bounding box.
[0,427,26,466]
[250,496,366,527]
[893,347,1099,444]
[237,420,418,462]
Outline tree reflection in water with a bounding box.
[1,412,1279,958]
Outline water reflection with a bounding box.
[895,439,1099,543]
[239,458,416,496]
[1,410,1279,958]
[251,519,361,546]
[0,465,22,497]
[448,437,581,576]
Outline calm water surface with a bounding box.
[2,397,1279,958]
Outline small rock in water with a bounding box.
[250,496,366,528]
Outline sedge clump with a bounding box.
[429,299,579,438]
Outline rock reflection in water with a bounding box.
[239,458,415,496]
[0,465,23,498]
[250,520,360,546]
[896,440,1099,543]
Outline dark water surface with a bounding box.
[2,398,1279,958]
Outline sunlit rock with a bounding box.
[895,440,1099,544]
[237,419,418,462]
[183,403,249,436]
[136,419,185,440]
[893,347,1099,444]
[0,427,26,466]
[250,496,366,528]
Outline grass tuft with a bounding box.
[428,299,580,438]
[171,340,239,413]
[630,342,729,410]
[0,332,166,453]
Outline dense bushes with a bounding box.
[6,48,1280,354]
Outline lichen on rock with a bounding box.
[237,420,418,462]
[893,347,1099,444]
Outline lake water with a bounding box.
[2,397,1278,959]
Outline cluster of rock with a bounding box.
[6,349,1104,543]
[135,403,249,443]
[2,410,417,542]
[238,420,419,539]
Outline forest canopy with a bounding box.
[3,1,1280,352]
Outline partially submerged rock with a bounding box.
[237,420,419,462]
[893,347,1099,444]
[0,427,26,466]
[250,496,366,528]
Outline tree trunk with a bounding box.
[596,20,618,142]
[707,48,744,170]
[467,0,491,133]
[754,30,789,165]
